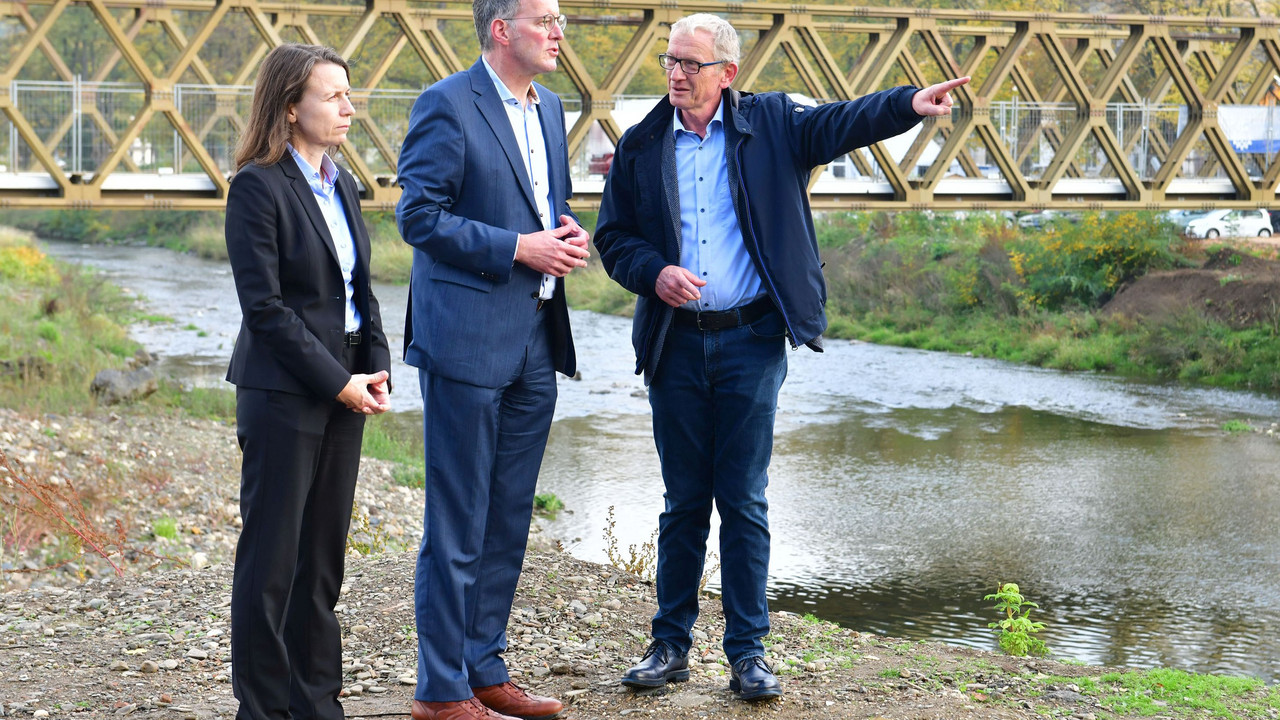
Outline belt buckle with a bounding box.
[696,313,708,331]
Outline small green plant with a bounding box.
[1222,419,1254,433]
[391,465,423,489]
[985,582,1049,657]
[1219,273,1243,286]
[533,492,564,518]
[152,516,178,540]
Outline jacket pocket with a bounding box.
[428,260,493,293]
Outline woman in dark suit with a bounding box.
[224,43,391,720]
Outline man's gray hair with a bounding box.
[474,0,524,52]
[670,13,741,65]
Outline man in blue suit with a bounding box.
[395,0,589,717]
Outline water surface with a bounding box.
[43,239,1280,681]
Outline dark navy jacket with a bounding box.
[595,86,921,383]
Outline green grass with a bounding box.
[0,230,141,413]
[564,261,636,316]
[1037,668,1280,718]
[362,414,426,488]
[146,382,237,421]
[1222,419,1255,433]
[152,516,178,540]
[533,492,564,517]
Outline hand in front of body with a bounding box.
[912,76,970,116]
[516,216,591,277]
[558,214,591,249]
[655,265,708,308]
[337,370,391,415]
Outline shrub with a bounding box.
[1007,212,1186,311]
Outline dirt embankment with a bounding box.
[1104,244,1280,327]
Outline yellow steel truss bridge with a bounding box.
[2,1,1279,211]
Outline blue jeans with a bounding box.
[647,309,788,664]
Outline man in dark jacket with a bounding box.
[594,12,967,702]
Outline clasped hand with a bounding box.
[337,370,391,415]
[515,215,591,276]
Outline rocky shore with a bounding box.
[1,407,1276,719]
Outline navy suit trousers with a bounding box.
[413,310,557,701]
[231,345,365,720]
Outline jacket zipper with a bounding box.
[733,137,798,349]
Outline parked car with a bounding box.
[1183,209,1272,238]
[1165,209,1210,227]
[1016,210,1079,230]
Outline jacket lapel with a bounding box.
[469,61,540,216]
[280,156,341,267]
[624,96,685,261]
[536,91,565,212]
[659,127,683,258]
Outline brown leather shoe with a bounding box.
[411,697,520,720]
[472,682,564,720]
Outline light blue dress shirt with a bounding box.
[483,56,556,300]
[288,145,361,332]
[673,102,763,312]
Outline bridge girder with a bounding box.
[1,1,1280,211]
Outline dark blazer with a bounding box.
[595,87,921,382]
[396,59,576,388]
[225,157,391,398]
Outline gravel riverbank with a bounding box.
[2,407,1277,719]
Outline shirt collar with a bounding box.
[287,143,338,187]
[482,55,540,107]
[673,99,723,137]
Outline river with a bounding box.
[42,239,1280,683]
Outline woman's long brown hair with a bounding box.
[233,44,350,171]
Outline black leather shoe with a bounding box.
[730,656,782,701]
[621,640,690,688]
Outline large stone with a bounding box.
[90,366,157,405]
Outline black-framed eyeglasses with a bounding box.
[503,13,568,32]
[658,53,726,74]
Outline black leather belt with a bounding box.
[673,296,775,331]
[343,331,362,347]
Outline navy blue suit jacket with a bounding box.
[397,59,577,388]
